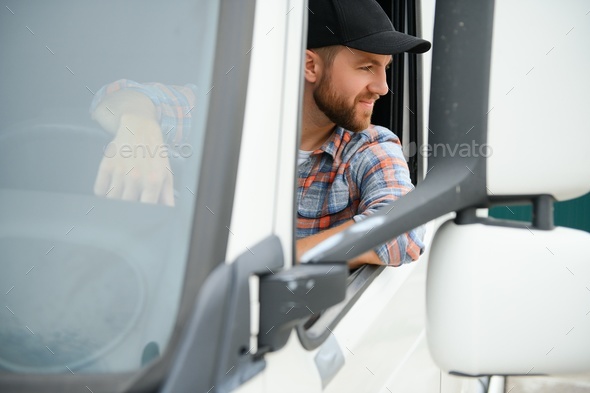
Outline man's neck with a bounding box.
[300,121,336,151]
[300,88,336,151]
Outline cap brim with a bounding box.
[344,30,431,55]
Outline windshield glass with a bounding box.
[0,0,218,374]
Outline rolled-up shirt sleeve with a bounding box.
[89,79,198,145]
[350,135,425,266]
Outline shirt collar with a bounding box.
[313,126,347,159]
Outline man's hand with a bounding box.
[93,113,175,206]
[91,89,174,206]
[296,220,383,268]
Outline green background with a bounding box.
[489,192,590,232]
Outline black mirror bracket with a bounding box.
[257,262,347,353]
[457,194,555,231]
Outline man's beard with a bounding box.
[313,72,376,132]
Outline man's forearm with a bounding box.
[296,220,383,268]
[91,89,157,135]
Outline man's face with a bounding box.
[313,48,392,132]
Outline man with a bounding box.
[91,0,430,267]
[295,0,430,267]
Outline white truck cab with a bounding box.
[1,1,589,392]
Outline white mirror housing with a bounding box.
[426,219,590,376]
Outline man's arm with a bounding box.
[92,89,158,134]
[349,128,425,266]
[296,220,382,268]
[90,80,197,206]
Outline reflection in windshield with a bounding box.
[0,0,218,373]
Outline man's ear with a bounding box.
[304,49,322,84]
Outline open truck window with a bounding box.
[297,0,429,349]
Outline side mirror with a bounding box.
[426,219,590,376]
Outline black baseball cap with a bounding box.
[307,0,431,55]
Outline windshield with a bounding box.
[0,0,218,374]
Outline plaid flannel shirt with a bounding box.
[297,125,425,265]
